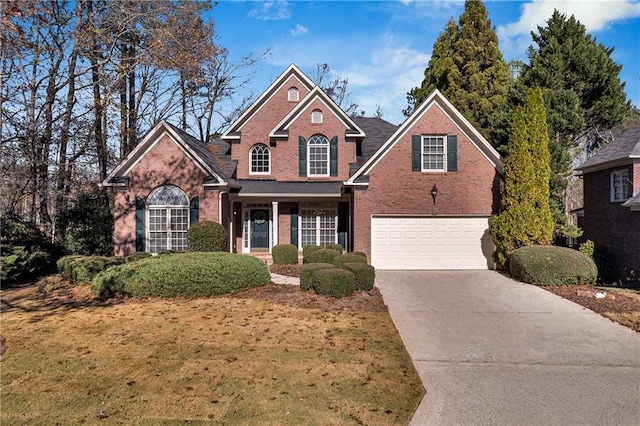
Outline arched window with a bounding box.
[147,185,189,254]
[288,87,299,101]
[308,134,329,176]
[250,144,270,174]
[311,109,323,124]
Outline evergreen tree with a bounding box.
[407,0,510,145]
[491,87,553,268]
[520,11,631,225]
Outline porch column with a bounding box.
[271,201,279,252]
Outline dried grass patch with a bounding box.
[1,281,423,425]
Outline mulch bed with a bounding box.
[541,285,640,314]
[269,263,302,278]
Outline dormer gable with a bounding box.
[269,86,365,139]
[221,64,315,141]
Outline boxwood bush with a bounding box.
[303,245,322,263]
[351,251,367,261]
[313,269,357,299]
[332,253,368,268]
[314,248,341,264]
[57,255,124,284]
[91,252,270,299]
[272,244,298,265]
[342,262,375,291]
[187,221,228,252]
[509,245,597,286]
[327,243,343,253]
[300,263,335,291]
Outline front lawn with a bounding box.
[0,280,424,425]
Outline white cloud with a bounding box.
[248,1,291,21]
[290,24,308,37]
[497,0,640,57]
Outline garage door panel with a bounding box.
[371,216,492,270]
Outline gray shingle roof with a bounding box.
[351,116,398,169]
[577,123,640,171]
[235,179,344,196]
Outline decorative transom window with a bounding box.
[147,185,189,254]
[611,169,631,202]
[422,135,446,171]
[250,144,270,174]
[311,109,323,124]
[308,134,329,176]
[288,87,299,101]
[300,204,337,247]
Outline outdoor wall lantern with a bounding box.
[430,184,438,202]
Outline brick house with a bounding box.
[576,124,640,281]
[102,64,504,270]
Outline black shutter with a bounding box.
[135,196,145,252]
[447,135,457,172]
[298,136,307,176]
[411,135,422,171]
[330,136,338,176]
[189,196,199,225]
[290,208,298,247]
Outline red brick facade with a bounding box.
[582,164,640,281]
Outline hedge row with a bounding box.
[300,248,374,297]
[57,255,125,285]
[91,252,270,299]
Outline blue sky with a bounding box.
[210,0,640,125]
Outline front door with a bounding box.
[250,209,269,249]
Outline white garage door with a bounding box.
[371,216,493,270]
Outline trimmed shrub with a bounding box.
[272,244,298,265]
[303,245,322,263]
[332,253,368,268]
[327,243,343,253]
[314,248,340,264]
[126,252,153,263]
[91,252,270,299]
[313,269,356,299]
[509,245,597,286]
[57,255,86,278]
[351,251,367,261]
[300,263,334,291]
[58,255,124,284]
[187,221,228,252]
[342,262,375,291]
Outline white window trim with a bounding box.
[311,109,323,124]
[146,206,189,254]
[610,169,630,202]
[307,134,330,177]
[249,144,271,175]
[298,203,337,248]
[422,135,447,172]
[288,87,299,101]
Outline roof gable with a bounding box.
[577,123,640,173]
[221,64,315,140]
[269,86,365,138]
[347,89,503,184]
[101,120,228,187]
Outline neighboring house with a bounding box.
[102,64,503,270]
[576,124,640,281]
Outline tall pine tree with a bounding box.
[491,87,553,268]
[407,0,510,145]
[520,11,631,225]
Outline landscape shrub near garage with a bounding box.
[342,262,375,291]
[332,253,368,268]
[303,245,323,263]
[57,255,124,284]
[327,243,343,253]
[91,252,270,299]
[313,248,341,264]
[313,269,357,299]
[300,263,335,291]
[509,245,597,286]
[272,244,298,264]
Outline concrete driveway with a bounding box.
[376,270,640,426]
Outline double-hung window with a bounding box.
[611,169,631,202]
[300,204,337,247]
[308,134,329,176]
[422,136,446,171]
[147,185,189,253]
